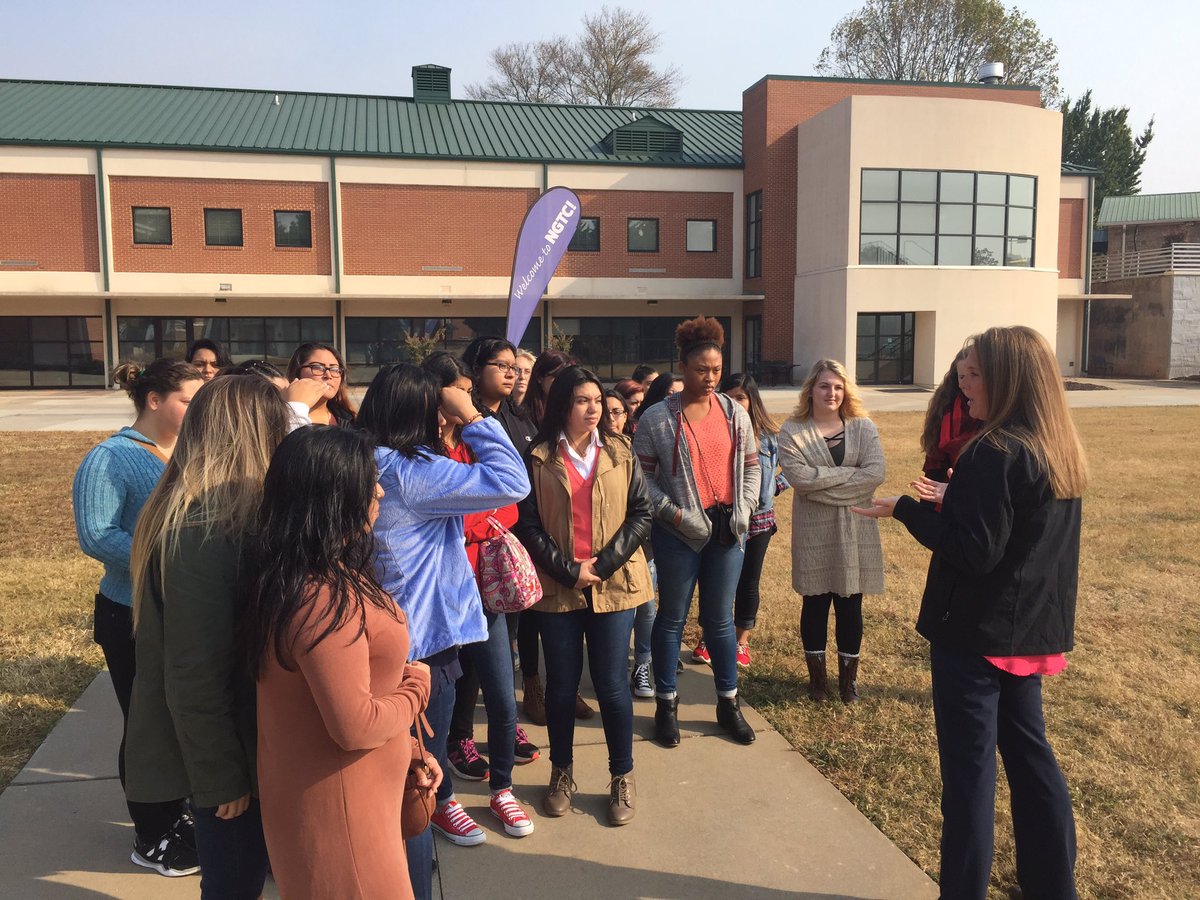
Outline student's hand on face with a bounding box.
[439,386,478,425]
[284,378,331,410]
[851,497,900,519]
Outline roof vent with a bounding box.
[606,115,683,157]
[413,64,451,103]
[977,62,1005,85]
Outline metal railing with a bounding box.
[1092,243,1200,281]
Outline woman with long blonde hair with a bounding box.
[779,359,885,703]
[125,376,291,900]
[855,325,1086,899]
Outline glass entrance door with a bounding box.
[856,313,915,384]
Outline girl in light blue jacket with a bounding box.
[356,363,532,900]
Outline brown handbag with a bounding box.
[401,712,436,839]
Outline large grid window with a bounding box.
[552,316,731,382]
[0,317,105,388]
[859,170,1036,267]
[117,316,333,370]
[346,317,541,384]
[746,191,762,277]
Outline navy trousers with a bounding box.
[929,641,1077,900]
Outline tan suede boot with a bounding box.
[607,772,636,826]
[522,675,546,726]
[542,765,575,817]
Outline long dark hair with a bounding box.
[637,372,682,420]
[357,363,443,459]
[287,342,357,421]
[920,351,970,457]
[244,427,396,676]
[422,350,471,388]
[461,336,515,406]
[719,372,778,437]
[522,349,576,427]
[532,366,613,452]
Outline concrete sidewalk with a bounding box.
[0,666,938,899]
[1,378,1196,431]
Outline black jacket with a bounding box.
[492,398,537,451]
[893,434,1080,656]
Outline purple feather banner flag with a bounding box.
[506,186,581,346]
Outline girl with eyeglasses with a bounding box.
[613,379,645,428]
[604,390,634,437]
[286,342,356,427]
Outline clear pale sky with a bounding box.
[2,0,1194,193]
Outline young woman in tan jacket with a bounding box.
[514,366,654,826]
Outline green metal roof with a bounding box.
[0,79,741,168]
[1098,192,1200,226]
[1060,162,1099,176]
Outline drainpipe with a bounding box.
[96,148,113,385]
[1081,175,1095,375]
[328,156,344,354]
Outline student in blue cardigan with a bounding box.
[72,359,203,878]
[357,364,533,900]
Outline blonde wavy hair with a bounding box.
[792,359,869,421]
[966,326,1088,500]
[130,376,292,627]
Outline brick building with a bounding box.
[0,68,1097,388]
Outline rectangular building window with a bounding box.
[117,316,333,370]
[345,317,540,384]
[569,217,600,252]
[686,220,716,252]
[0,316,104,388]
[132,207,171,245]
[274,210,312,248]
[204,209,243,247]
[859,170,1036,268]
[745,192,762,277]
[627,218,659,253]
[551,316,731,381]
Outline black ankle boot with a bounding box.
[654,696,680,747]
[716,696,756,745]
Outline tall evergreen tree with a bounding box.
[1060,91,1154,220]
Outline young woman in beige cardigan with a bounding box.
[778,360,885,703]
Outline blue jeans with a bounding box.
[633,560,657,666]
[405,657,458,900]
[650,524,744,697]
[459,610,517,792]
[191,798,268,900]
[930,641,1077,900]
[540,599,637,776]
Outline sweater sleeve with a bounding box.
[160,528,251,808]
[632,415,684,525]
[395,418,530,515]
[893,441,1015,574]
[73,446,135,571]
[805,421,887,506]
[778,426,855,494]
[737,408,762,516]
[293,598,431,752]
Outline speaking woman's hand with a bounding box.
[851,497,900,519]
[910,471,950,504]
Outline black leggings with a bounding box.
[517,609,541,677]
[734,529,773,631]
[93,594,187,842]
[799,593,863,655]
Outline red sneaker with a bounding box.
[431,799,486,846]
[690,640,711,665]
[489,789,534,837]
[736,642,751,669]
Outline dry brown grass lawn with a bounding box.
[0,412,1197,899]
[736,407,1200,900]
[0,432,106,790]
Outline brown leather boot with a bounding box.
[523,675,547,726]
[838,654,860,704]
[805,652,829,702]
[542,765,575,817]
[607,771,636,826]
